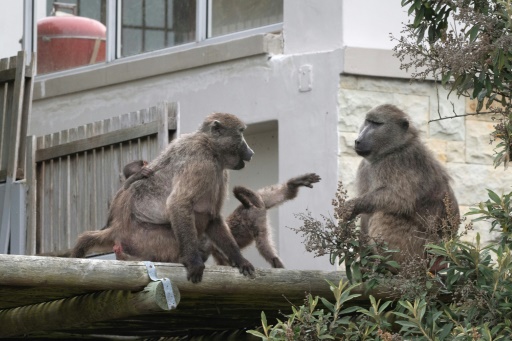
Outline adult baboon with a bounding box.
[346,104,459,267]
[71,113,256,283]
[209,173,321,268]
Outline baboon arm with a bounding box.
[349,186,416,219]
[258,183,290,209]
[258,173,320,209]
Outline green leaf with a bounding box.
[488,189,502,204]
[468,24,480,43]
[246,330,268,338]
[413,6,425,27]
[477,88,488,102]
[339,306,361,315]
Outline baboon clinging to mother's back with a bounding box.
[71,113,256,283]
[346,104,459,267]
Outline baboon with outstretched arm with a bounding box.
[209,173,321,268]
[71,113,256,283]
[346,104,459,267]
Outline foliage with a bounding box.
[466,189,512,245]
[248,187,512,340]
[289,183,399,291]
[393,0,512,168]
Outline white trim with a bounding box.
[33,33,282,100]
[343,46,412,79]
[106,0,117,62]
[23,0,35,60]
[196,0,207,42]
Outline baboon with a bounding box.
[122,160,153,189]
[71,113,256,283]
[208,173,321,268]
[346,104,459,268]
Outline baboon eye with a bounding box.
[367,119,383,126]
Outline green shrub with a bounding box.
[248,187,512,340]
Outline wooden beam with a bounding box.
[0,255,397,300]
[0,281,180,337]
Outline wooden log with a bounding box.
[0,255,398,301]
[0,281,180,337]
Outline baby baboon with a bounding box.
[122,160,154,189]
[71,113,256,283]
[209,173,321,268]
[346,104,459,268]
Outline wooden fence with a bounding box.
[0,51,36,254]
[25,102,178,255]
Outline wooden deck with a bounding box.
[0,254,392,339]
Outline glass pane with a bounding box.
[211,0,283,37]
[121,0,196,57]
[37,0,107,75]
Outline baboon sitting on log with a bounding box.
[346,104,459,269]
[71,113,256,283]
[208,173,321,268]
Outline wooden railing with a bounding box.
[25,102,178,255]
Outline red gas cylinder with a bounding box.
[37,16,106,74]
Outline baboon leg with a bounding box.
[253,223,284,268]
[233,186,264,209]
[211,247,230,266]
[206,218,254,276]
[71,230,114,258]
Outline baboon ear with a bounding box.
[400,118,409,130]
[211,120,223,133]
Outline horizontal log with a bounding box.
[0,255,395,300]
[0,281,180,337]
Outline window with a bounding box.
[121,0,196,57]
[31,0,283,75]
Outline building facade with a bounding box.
[1,0,509,270]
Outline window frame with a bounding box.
[25,0,283,79]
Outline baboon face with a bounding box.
[355,104,413,162]
[203,113,254,170]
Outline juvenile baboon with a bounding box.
[122,160,153,189]
[346,104,459,268]
[209,173,321,268]
[71,113,256,283]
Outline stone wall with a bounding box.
[338,75,512,243]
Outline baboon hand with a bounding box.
[343,199,358,221]
[272,257,285,268]
[289,173,321,189]
[140,167,154,177]
[181,255,206,283]
[234,258,255,277]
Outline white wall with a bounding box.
[342,0,409,49]
[0,1,24,59]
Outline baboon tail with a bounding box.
[70,230,114,258]
[233,186,264,209]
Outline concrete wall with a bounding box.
[338,75,512,243]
